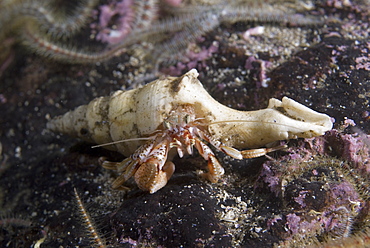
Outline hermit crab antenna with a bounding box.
[91,137,152,148]
[207,120,309,132]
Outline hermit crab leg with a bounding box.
[95,137,158,180]
[100,156,142,189]
[100,136,171,191]
[240,145,288,159]
[111,159,139,189]
[102,134,176,193]
[196,127,286,160]
[194,137,225,183]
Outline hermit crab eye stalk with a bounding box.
[163,120,172,130]
[184,114,191,124]
[47,69,333,193]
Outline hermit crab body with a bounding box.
[47,69,333,193]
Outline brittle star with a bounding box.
[0,0,323,69]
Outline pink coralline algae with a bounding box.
[355,56,370,70]
[93,0,135,44]
[244,56,272,88]
[256,137,326,197]
[259,127,369,243]
[355,42,370,70]
[264,157,365,241]
[285,214,301,235]
[326,129,370,173]
[160,41,219,76]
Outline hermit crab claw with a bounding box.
[135,159,175,194]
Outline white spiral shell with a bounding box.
[47,69,333,157]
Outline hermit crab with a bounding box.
[47,69,333,193]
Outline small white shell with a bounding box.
[47,69,333,156]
